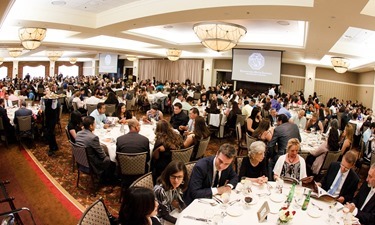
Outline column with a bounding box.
[203,58,213,88]
[12,60,18,79]
[49,61,55,77]
[133,59,139,81]
[91,59,96,76]
[304,65,316,98]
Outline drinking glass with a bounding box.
[275,178,284,194]
[221,192,231,210]
[204,208,215,225]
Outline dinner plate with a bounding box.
[307,208,322,218]
[270,193,285,203]
[226,206,243,217]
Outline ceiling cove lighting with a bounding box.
[193,22,247,52]
[331,57,350,73]
[18,27,47,50]
[166,49,182,61]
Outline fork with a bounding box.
[311,202,323,211]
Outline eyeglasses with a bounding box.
[340,163,351,171]
[170,175,184,180]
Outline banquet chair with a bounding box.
[207,113,223,138]
[194,137,210,160]
[0,207,37,225]
[11,100,18,107]
[86,104,97,116]
[116,152,148,201]
[56,106,63,133]
[171,146,194,163]
[66,134,75,172]
[129,172,154,190]
[72,102,78,112]
[0,119,9,147]
[78,197,113,225]
[236,123,247,156]
[71,142,98,194]
[235,156,246,175]
[318,151,342,177]
[15,116,34,147]
[235,114,246,127]
[245,133,257,151]
[104,104,116,116]
[115,90,123,97]
[185,161,197,180]
[193,92,201,100]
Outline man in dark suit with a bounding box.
[268,108,278,126]
[320,150,359,203]
[75,116,114,183]
[116,118,150,170]
[13,101,32,125]
[170,102,189,134]
[0,99,16,143]
[267,114,301,180]
[345,163,375,225]
[184,143,238,205]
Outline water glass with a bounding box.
[275,178,284,194]
[204,208,215,225]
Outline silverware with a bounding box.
[183,215,208,222]
[213,196,223,204]
[198,199,217,206]
[336,206,344,212]
[311,202,323,211]
[228,199,240,206]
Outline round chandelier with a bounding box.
[46,51,63,62]
[69,58,77,64]
[126,55,137,61]
[166,49,182,61]
[18,27,47,50]
[331,57,350,73]
[8,48,23,58]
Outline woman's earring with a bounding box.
[181,181,184,185]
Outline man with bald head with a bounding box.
[116,118,150,169]
[291,109,307,129]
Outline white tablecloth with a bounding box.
[93,119,156,162]
[176,182,345,225]
[7,106,39,126]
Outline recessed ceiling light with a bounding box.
[51,1,66,6]
[344,35,353,40]
[163,25,173,29]
[277,21,290,26]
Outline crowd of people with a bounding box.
[1,75,375,225]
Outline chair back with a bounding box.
[126,98,136,111]
[207,113,222,128]
[116,152,147,175]
[105,104,116,116]
[193,92,201,100]
[115,90,123,97]
[185,161,197,179]
[86,104,97,116]
[16,116,32,132]
[236,115,246,127]
[245,133,257,150]
[65,126,72,142]
[0,119,4,131]
[171,146,194,163]
[320,151,341,174]
[371,149,375,165]
[72,102,78,111]
[129,172,154,189]
[337,112,343,129]
[78,197,111,225]
[25,99,33,106]
[235,156,246,175]
[236,123,243,142]
[195,137,210,159]
[11,100,18,107]
[71,142,90,169]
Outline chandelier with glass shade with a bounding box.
[8,48,23,58]
[46,51,63,62]
[331,57,350,73]
[18,27,47,50]
[166,49,182,61]
[69,58,77,64]
[193,22,247,52]
[126,55,137,61]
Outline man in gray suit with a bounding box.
[75,116,114,183]
[13,101,33,125]
[267,114,301,180]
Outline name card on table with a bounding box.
[257,201,270,223]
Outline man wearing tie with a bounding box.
[345,163,375,225]
[184,143,238,205]
[320,150,359,203]
[179,107,199,135]
[4,93,13,108]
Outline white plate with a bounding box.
[226,206,243,217]
[307,209,322,218]
[270,193,286,203]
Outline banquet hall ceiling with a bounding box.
[1,0,375,72]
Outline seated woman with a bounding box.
[246,108,262,136]
[225,101,242,131]
[204,100,220,116]
[72,90,87,115]
[338,124,354,161]
[273,138,307,181]
[239,141,268,184]
[252,119,273,143]
[67,110,82,143]
[305,112,324,132]
[104,91,119,107]
[113,103,132,124]
[307,119,340,175]
[183,116,210,159]
[154,161,188,224]
[197,93,207,106]
[152,120,184,181]
[143,104,164,124]
[119,187,161,225]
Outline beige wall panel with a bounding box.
[281,63,305,77]
[316,67,358,83]
[315,80,358,104]
[357,86,374,107]
[281,76,305,95]
[358,71,374,85]
[214,59,232,70]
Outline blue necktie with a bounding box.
[328,172,343,195]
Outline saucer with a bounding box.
[307,208,322,218]
[226,206,243,217]
[270,193,285,203]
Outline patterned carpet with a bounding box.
[27,111,234,216]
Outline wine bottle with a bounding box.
[286,182,296,204]
[301,190,312,211]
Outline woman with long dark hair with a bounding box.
[67,110,82,142]
[119,187,160,225]
[113,103,132,124]
[183,116,210,159]
[154,161,188,224]
[252,119,273,143]
[246,107,262,135]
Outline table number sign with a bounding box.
[257,201,270,222]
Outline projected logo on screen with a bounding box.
[248,53,265,70]
[104,54,112,65]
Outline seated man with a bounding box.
[345,163,375,225]
[320,150,359,203]
[90,102,109,129]
[14,101,33,125]
[184,143,238,205]
[116,119,150,171]
[75,116,114,183]
[179,107,199,135]
[0,99,16,142]
[170,102,189,134]
[291,110,307,129]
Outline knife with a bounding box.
[183,215,209,222]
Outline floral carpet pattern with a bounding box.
[27,111,234,216]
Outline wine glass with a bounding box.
[221,192,231,210]
[204,208,215,225]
